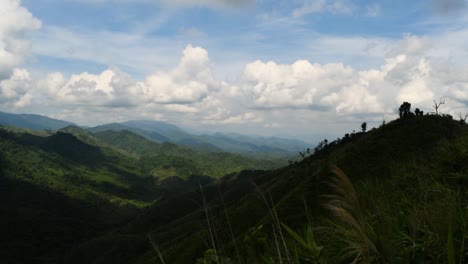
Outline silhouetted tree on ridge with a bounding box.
[399,102,412,118]
[361,122,367,132]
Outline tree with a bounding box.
[399,102,412,118]
[432,97,445,115]
[414,108,424,116]
[361,122,367,132]
[458,113,467,124]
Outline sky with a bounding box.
[0,0,468,140]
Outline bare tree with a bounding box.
[458,112,468,124]
[432,97,445,115]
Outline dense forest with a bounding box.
[1,103,468,263]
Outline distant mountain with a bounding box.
[99,120,309,156]
[0,110,308,157]
[196,132,307,155]
[88,123,170,142]
[121,120,183,135]
[0,111,75,130]
[93,129,281,178]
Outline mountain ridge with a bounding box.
[0,111,309,157]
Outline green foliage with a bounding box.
[94,129,281,179]
[281,223,326,263]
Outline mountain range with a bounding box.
[0,111,308,157]
[1,110,467,263]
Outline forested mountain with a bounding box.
[0,123,283,263]
[2,111,468,263]
[91,120,309,157]
[93,129,282,178]
[0,111,75,130]
[0,111,308,157]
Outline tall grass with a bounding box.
[200,184,220,264]
[253,181,293,263]
[147,232,166,264]
[322,166,378,263]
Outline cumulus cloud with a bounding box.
[234,34,468,119]
[38,45,218,108]
[38,68,143,108]
[142,45,217,104]
[27,33,468,132]
[33,44,229,126]
[241,59,355,110]
[0,0,41,79]
[0,68,33,108]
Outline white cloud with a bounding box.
[26,33,468,134]
[14,93,33,108]
[234,34,468,119]
[35,45,221,122]
[40,69,141,107]
[0,0,41,79]
[142,45,217,104]
[0,68,33,108]
[241,59,355,110]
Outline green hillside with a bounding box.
[0,128,160,263]
[65,114,468,263]
[93,129,283,178]
[0,125,287,263]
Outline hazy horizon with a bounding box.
[1,0,467,139]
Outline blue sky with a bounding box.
[1,0,468,140]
